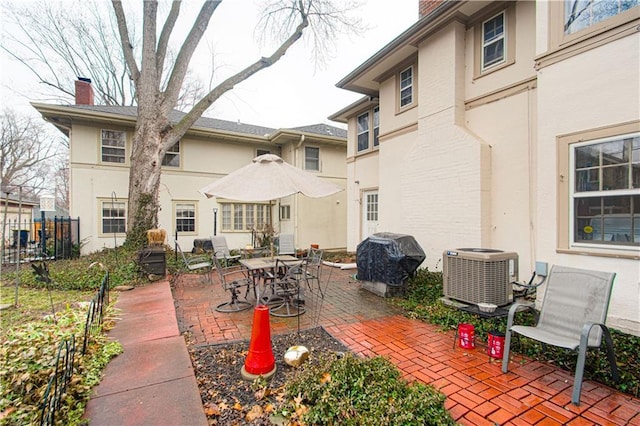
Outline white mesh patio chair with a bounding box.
[175,242,212,284]
[211,236,241,266]
[278,234,295,256]
[501,265,619,405]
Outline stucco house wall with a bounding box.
[34,103,348,255]
[331,0,639,335]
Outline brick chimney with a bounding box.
[419,0,444,18]
[75,77,94,105]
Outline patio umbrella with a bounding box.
[199,154,342,201]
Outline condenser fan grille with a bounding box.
[443,249,518,306]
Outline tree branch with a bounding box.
[169,7,309,142]
[161,0,221,114]
[157,1,182,77]
[112,0,140,83]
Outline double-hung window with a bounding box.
[571,133,640,247]
[101,130,126,163]
[399,66,413,108]
[162,141,180,167]
[373,107,380,147]
[357,106,380,153]
[482,11,506,70]
[280,205,291,221]
[175,202,196,233]
[305,146,320,171]
[221,203,271,232]
[357,112,370,152]
[101,200,126,234]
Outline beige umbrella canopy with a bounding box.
[200,154,342,201]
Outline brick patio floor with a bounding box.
[171,265,640,425]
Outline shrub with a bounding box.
[282,353,455,425]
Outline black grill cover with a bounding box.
[356,233,426,285]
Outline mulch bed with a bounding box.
[188,326,348,425]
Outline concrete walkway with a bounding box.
[83,281,207,426]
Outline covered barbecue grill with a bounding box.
[356,233,425,286]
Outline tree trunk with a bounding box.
[125,111,168,249]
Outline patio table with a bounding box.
[239,255,301,303]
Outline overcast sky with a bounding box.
[1,0,419,130]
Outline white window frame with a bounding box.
[357,111,370,152]
[569,132,640,250]
[162,141,180,168]
[175,202,196,234]
[399,66,414,108]
[357,107,380,154]
[305,146,320,171]
[373,106,380,147]
[100,199,126,236]
[280,204,291,221]
[101,129,126,164]
[221,203,271,232]
[481,11,506,71]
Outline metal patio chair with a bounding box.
[277,233,295,256]
[175,242,212,284]
[303,247,324,296]
[501,265,619,405]
[270,259,305,317]
[212,253,252,313]
[211,236,241,267]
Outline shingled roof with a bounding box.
[63,104,345,139]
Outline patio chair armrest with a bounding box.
[506,301,538,331]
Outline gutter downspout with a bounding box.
[293,134,305,248]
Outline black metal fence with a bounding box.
[82,272,110,355]
[1,216,80,264]
[39,336,76,426]
[39,272,109,425]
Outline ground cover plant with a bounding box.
[0,247,144,425]
[395,268,640,398]
[189,327,454,425]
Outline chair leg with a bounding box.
[501,328,513,373]
[601,325,619,383]
[572,330,590,405]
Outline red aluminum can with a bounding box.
[458,323,475,349]
[487,331,505,359]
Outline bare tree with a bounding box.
[0,109,62,198]
[111,0,362,247]
[1,0,205,110]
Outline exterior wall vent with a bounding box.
[442,248,518,306]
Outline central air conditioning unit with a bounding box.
[443,248,518,306]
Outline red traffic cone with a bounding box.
[241,305,276,380]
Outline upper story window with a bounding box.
[175,202,195,233]
[373,106,380,147]
[162,141,180,167]
[357,112,370,152]
[565,0,639,35]
[399,66,414,108]
[101,200,126,234]
[305,146,320,171]
[473,5,515,78]
[357,107,380,153]
[101,129,126,163]
[571,133,639,248]
[482,11,506,70]
[257,149,271,157]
